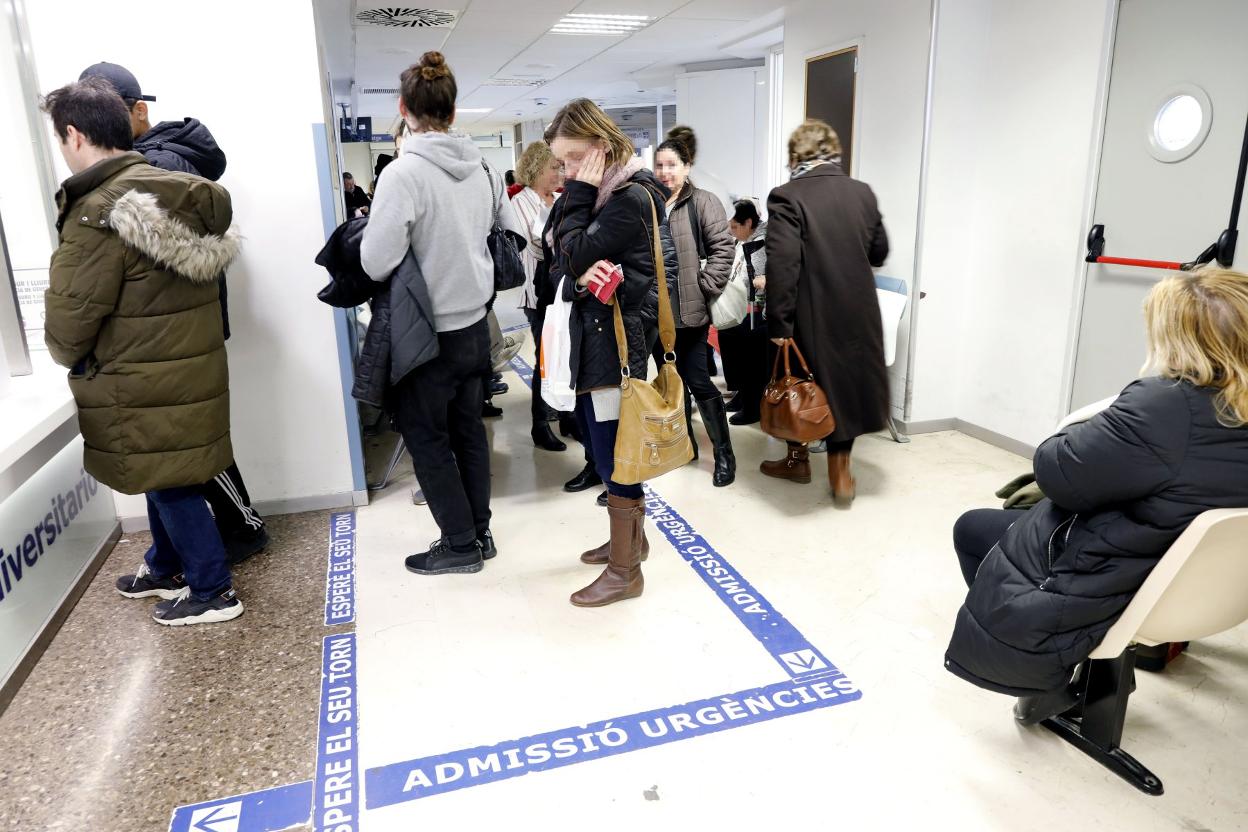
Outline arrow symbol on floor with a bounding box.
[779,649,828,675]
[191,803,240,832]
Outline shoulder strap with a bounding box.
[685,190,706,260]
[481,160,500,229]
[614,186,677,375]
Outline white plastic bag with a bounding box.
[876,287,908,367]
[540,276,577,412]
[710,246,749,329]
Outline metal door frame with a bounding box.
[1056,0,1126,414]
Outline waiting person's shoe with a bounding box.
[482,401,504,418]
[696,397,737,487]
[725,392,744,413]
[809,440,828,453]
[730,410,760,426]
[116,563,188,600]
[564,462,602,493]
[532,422,567,452]
[571,495,645,607]
[829,450,856,507]
[404,539,484,575]
[225,527,269,566]
[478,530,497,560]
[1013,686,1081,726]
[152,588,244,626]
[490,379,510,397]
[760,443,812,484]
[597,490,609,507]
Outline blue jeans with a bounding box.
[144,486,232,600]
[575,394,644,500]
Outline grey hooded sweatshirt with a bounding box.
[361,130,523,332]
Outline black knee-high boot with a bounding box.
[696,396,736,487]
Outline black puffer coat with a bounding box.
[946,378,1248,695]
[548,171,670,392]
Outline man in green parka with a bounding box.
[42,77,244,625]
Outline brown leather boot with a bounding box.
[570,495,645,607]
[830,450,856,506]
[581,528,649,564]
[760,442,811,484]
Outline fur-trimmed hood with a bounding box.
[109,189,241,283]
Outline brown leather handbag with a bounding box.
[760,341,835,444]
[611,188,695,485]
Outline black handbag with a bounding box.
[482,161,526,291]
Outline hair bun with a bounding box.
[419,51,450,81]
[665,125,697,164]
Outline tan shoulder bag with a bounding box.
[611,188,695,485]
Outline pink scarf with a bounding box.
[593,156,646,213]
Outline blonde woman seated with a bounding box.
[946,268,1248,724]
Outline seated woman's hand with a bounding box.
[577,260,613,290]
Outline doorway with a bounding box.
[805,45,858,174]
[1070,0,1248,408]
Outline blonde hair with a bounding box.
[544,98,636,167]
[516,140,555,188]
[788,119,842,167]
[1144,267,1248,426]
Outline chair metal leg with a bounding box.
[887,416,910,444]
[368,437,406,492]
[1040,649,1163,796]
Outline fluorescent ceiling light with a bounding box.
[456,108,493,114]
[551,12,653,36]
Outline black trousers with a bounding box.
[393,318,493,548]
[524,307,550,423]
[652,324,721,403]
[953,508,1027,588]
[202,462,264,541]
[717,317,770,417]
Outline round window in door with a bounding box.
[1147,84,1212,163]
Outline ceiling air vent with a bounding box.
[354,8,458,28]
[360,88,400,95]
[483,78,547,87]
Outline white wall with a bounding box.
[780,0,934,416]
[909,0,1114,445]
[676,67,770,208]
[23,0,361,520]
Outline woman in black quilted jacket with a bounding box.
[946,268,1248,723]
[545,99,671,608]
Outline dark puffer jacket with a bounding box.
[548,171,670,392]
[134,118,227,180]
[665,182,735,328]
[946,378,1248,695]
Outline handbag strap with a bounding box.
[481,161,501,230]
[787,341,815,378]
[685,188,706,261]
[614,185,677,376]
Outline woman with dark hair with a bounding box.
[361,51,523,576]
[717,198,769,426]
[544,98,671,607]
[653,126,738,487]
[762,119,889,506]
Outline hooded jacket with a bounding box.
[945,378,1248,695]
[134,118,227,181]
[360,130,524,332]
[546,169,670,392]
[665,181,735,328]
[45,152,240,494]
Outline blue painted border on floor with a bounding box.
[366,674,860,807]
[167,781,312,832]
[314,633,359,832]
[324,511,356,626]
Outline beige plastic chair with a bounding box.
[1043,508,1248,796]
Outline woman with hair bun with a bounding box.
[653,126,739,487]
[361,51,524,578]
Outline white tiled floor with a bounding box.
[354,333,1248,830]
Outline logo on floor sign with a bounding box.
[189,802,241,832]
[779,650,828,675]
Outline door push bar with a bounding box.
[1086,111,1248,272]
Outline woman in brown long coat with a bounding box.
[761,119,890,506]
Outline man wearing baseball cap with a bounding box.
[80,61,267,565]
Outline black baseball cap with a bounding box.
[78,62,156,102]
